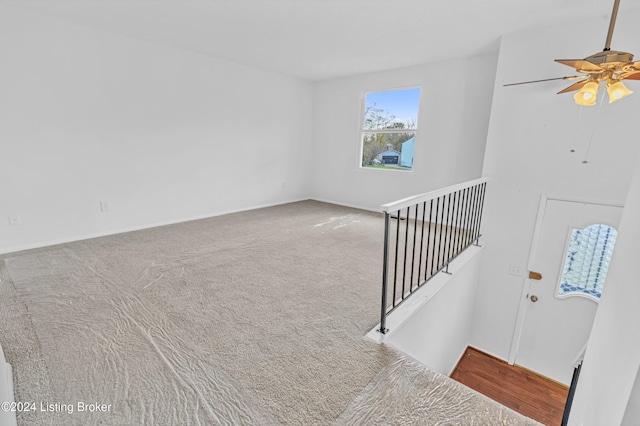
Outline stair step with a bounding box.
[335,352,542,425]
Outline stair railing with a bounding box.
[378,177,489,333]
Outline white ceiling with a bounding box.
[3,0,639,81]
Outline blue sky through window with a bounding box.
[365,87,420,127]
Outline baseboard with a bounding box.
[465,345,510,365]
[513,363,570,390]
[308,197,381,214]
[0,197,308,255]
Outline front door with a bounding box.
[514,199,622,385]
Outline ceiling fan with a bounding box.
[505,0,640,105]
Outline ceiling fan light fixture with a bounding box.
[504,0,638,106]
[573,81,599,106]
[607,80,633,102]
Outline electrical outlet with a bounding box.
[8,215,21,226]
[509,264,525,277]
[100,201,111,212]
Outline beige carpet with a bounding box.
[0,200,537,425]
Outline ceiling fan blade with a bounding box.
[555,59,602,72]
[626,63,640,78]
[503,76,581,87]
[624,71,640,80]
[557,79,590,94]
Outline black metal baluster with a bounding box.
[401,206,410,301]
[379,211,391,333]
[475,182,487,245]
[441,193,452,270]
[453,189,463,257]
[445,191,456,267]
[472,184,483,243]
[561,361,583,426]
[471,184,481,244]
[459,188,469,252]
[430,197,440,277]
[437,195,446,271]
[464,186,475,248]
[409,204,419,293]
[416,201,426,287]
[468,184,479,245]
[425,199,434,281]
[392,210,401,307]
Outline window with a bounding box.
[360,87,420,171]
[558,223,618,301]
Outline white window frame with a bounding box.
[358,86,421,172]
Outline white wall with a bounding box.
[569,149,640,424]
[310,53,497,211]
[0,7,313,254]
[384,248,484,375]
[473,11,640,361]
[622,370,640,425]
[0,343,16,426]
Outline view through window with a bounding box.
[360,87,420,171]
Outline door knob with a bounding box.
[530,295,539,302]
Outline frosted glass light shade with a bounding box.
[607,80,633,103]
[573,81,599,106]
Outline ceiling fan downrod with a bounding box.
[604,0,621,51]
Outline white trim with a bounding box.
[556,292,601,303]
[508,193,548,364]
[545,194,624,209]
[0,198,308,255]
[381,177,490,213]
[467,345,510,365]
[358,85,422,172]
[363,129,418,134]
[307,197,380,214]
[508,276,533,366]
[508,194,625,365]
[359,165,414,173]
[0,345,17,426]
[362,84,424,99]
[526,193,550,273]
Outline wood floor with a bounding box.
[450,347,569,426]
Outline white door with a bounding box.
[514,199,622,385]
